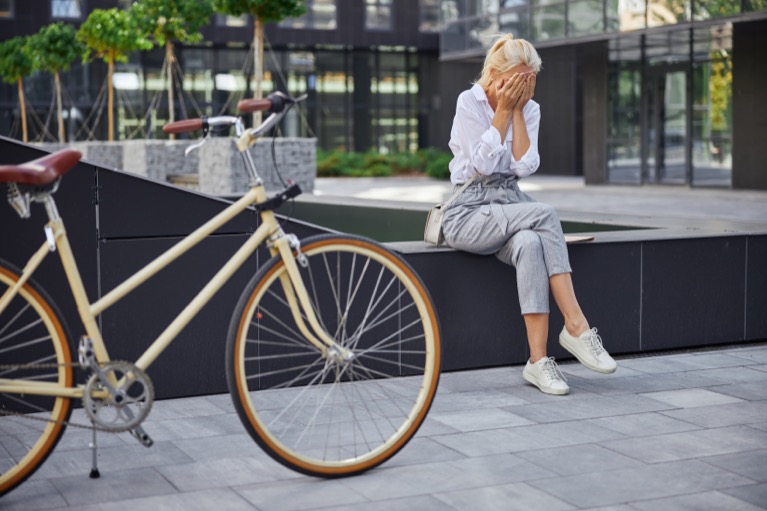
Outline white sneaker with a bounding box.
[559,327,617,374]
[523,357,570,395]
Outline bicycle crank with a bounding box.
[82,360,155,433]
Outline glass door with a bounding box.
[645,66,689,184]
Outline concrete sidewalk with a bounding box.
[4,343,767,510]
[313,175,767,225]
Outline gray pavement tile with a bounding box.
[444,452,558,486]
[500,380,599,403]
[515,444,645,476]
[146,396,230,420]
[701,449,767,482]
[170,433,269,463]
[438,367,516,392]
[689,366,767,384]
[412,417,460,436]
[751,364,767,373]
[707,382,767,401]
[31,441,195,480]
[685,352,762,369]
[328,495,458,511]
[568,372,728,396]
[659,400,767,428]
[49,467,176,506]
[723,483,767,510]
[587,411,702,438]
[527,459,753,508]
[434,482,575,511]
[748,422,767,432]
[727,348,767,365]
[618,355,745,375]
[382,436,466,468]
[640,388,745,408]
[598,425,767,464]
[49,427,131,453]
[630,490,765,511]
[506,394,676,423]
[429,407,535,432]
[156,456,300,491]
[428,389,529,414]
[559,362,647,380]
[0,479,67,511]
[62,488,257,511]
[336,460,468,500]
[431,420,625,457]
[201,393,236,413]
[140,413,246,442]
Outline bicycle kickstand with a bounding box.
[89,423,100,479]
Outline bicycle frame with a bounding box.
[0,137,339,402]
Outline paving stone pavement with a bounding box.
[3,343,766,511]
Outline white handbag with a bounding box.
[424,176,477,246]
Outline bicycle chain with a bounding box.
[0,361,146,433]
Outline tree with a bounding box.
[77,8,152,141]
[0,37,34,143]
[133,0,214,138]
[29,23,85,143]
[213,0,305,122]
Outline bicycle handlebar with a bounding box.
[237,98,274,113]
[163,119,205,135]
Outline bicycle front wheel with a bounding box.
[0,260,73,496]
[227,234,441,477]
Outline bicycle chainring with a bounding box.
[82,361,154,432]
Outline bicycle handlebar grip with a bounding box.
[237,98,273,114]
[162,119,204,134]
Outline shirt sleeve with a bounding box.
[510,102,541,178]
[448,95,510,183]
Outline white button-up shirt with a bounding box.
[448,83,541,185]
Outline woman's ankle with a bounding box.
[565,319,589,337]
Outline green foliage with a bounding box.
[29,23,84,74]
[709,58,732,132]
[77,8,153,65]
[132,0,215,47]
[316,149,454,179]
[0,36,34,84]
[213,0,305,24]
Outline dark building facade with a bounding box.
[438,0,767,190]
[0,0,441,154]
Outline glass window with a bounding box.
[694,0,740,19]
[216,14,248,27]
[500,7,531,40]
[0,0,12,17]
[366,0,392,30]
[420,0,441,32]
[533,2,566,40]
[647,0,690,27]
[569,0,605,36]
[280,0,337,29]
[744,0,767,11]
[51,0,82,18]
[607,64,643,183]
[608,0,647,32]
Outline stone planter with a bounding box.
[38,138,316,196]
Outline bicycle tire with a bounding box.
[227,234,441,477]
[0,259,73,496]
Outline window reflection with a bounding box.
[366,0,392,30]
[0,0,13,17]
[280,0,337,30]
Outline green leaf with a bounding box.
[0,36,34,84]
[28,22,85,74]
[132,0,215,47]
[77,8,153,65]
[213,0,306,24]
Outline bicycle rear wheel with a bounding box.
[227,234,441,477]
[0,260,73,496]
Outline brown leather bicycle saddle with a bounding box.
[0,149,82,186]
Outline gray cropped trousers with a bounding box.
[442,174,572,314]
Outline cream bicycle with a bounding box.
[0,92,441,496]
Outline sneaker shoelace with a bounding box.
[541,357,567,383]
[584,328,605,356]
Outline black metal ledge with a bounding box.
[2,136,765,399]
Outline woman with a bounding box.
[442,33,616,395]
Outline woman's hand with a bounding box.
[513,73,536,112]
[495,73,526,113]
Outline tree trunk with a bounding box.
[253,17,264,126]
[18,78,28,144]
[108,57,114,142]
[166,41,175,141]
[55,71,65,143]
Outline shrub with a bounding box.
[424,151,453,180]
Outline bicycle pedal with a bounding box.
[129,426,154,448]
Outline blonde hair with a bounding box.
[476,33,542,88]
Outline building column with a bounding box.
[581,41,608,185]
[733,19,767,190]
